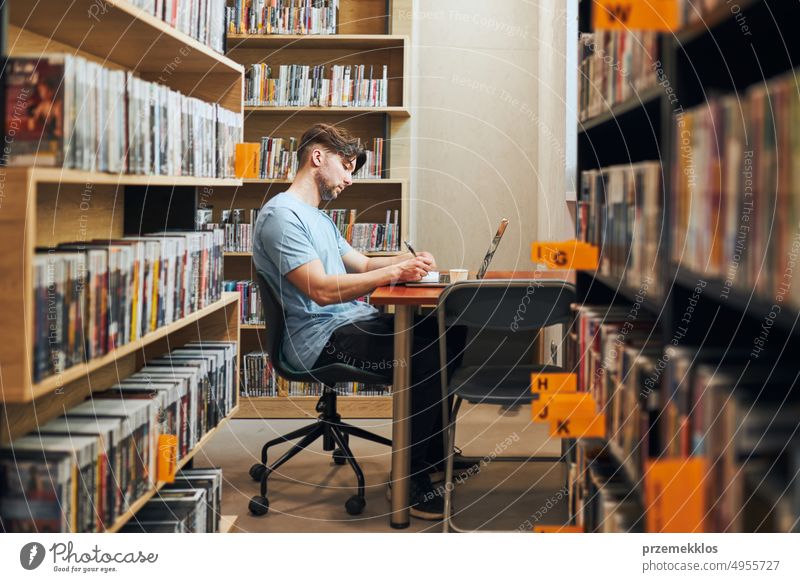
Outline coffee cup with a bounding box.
[449,269,468,283]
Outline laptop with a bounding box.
[405,218,509,287]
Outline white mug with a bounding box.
[449,269,468,283]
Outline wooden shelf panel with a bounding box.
[234,396,392,419]
[225,251,401,258]
[14,167,242,188]
[24,293,240,403]
[582,271,664,316]
[242,178,405,185]
[8,0,243,76]
[240,324,265,330]
[107,408,238,533]
[245,106,410,117]
[228,34,406,50]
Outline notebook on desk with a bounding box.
[405,219,509,287]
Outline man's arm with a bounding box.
[341,249,437,273]
[286,256,432,306]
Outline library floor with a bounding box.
[197,403,568,532]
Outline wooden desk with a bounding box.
[370,270,572,528]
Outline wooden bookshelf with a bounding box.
[228,33,406,50]
[0,0,245,439]
[106,406,239,533]
[245,106,410,117]
[234,395,392,419]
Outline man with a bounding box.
[253,123,461,520]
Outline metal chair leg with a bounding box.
[331,427,368,515]
[260,422,319,464]
[338,422,392,447]
[443,397,463,533]
[260,424,324,496]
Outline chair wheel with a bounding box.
[249,495,269,516]
[345,495,366,515]
[332,448,347,465]
[249,463,267,482]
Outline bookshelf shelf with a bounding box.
[106,407,239,533]
[675,0,762,44]
[228,33,407,50]
[224,251,402,258]
[242,178,404,185]
[674,268,800,335]
[12,167,243,188]
[583,271,663,317]
[30,293,240,401]
[578,85,662,135]
[234,395,392,419]
[245,106,410,117]
[7,0,243,109]
[241,324,266,330]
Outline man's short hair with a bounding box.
[296,123,365,170]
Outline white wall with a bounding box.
[407,0,572,271]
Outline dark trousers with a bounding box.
[314,312,465,476]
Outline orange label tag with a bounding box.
[533,525,585,533]
[531,373,577,394]
[549,412,606,439]
[593,0,679,31]
[531,240,599,270]
[157,434,178,483]
[532,393,596,422]
[644,458,708,532]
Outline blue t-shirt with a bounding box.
[253,192,380,370]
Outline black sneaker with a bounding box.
[409,474,445,521]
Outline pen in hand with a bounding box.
[404,240,417,257]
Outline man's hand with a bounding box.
[393,256,433,283]
[417,251,437,270]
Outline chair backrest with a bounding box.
[437,279,575,331]
[254,271,288,375]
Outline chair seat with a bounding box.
[281,361,391,386]
[449,364,565,405]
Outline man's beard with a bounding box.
[315,173,337,201]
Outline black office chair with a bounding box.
[436,279,576,531]
[248,273,392,517]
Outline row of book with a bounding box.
[253,136,384,181]
[322,208,401,253]
[566,304,800,532]
[131,0,227,53]
[0,342,237,532]
[241,351,390,397]
[225,280,264,325]
[578,30,660,122]
[32,231,225,383]
[671,69,800,304]
[226,0,338,35]
[576,162,663,293]
[4,55,242,177]
[120,468,223,533]
[198,208,260,253]
[244,64,389,107]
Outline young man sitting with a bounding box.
[253,123,464,520]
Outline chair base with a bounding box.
[249,386,392,516]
